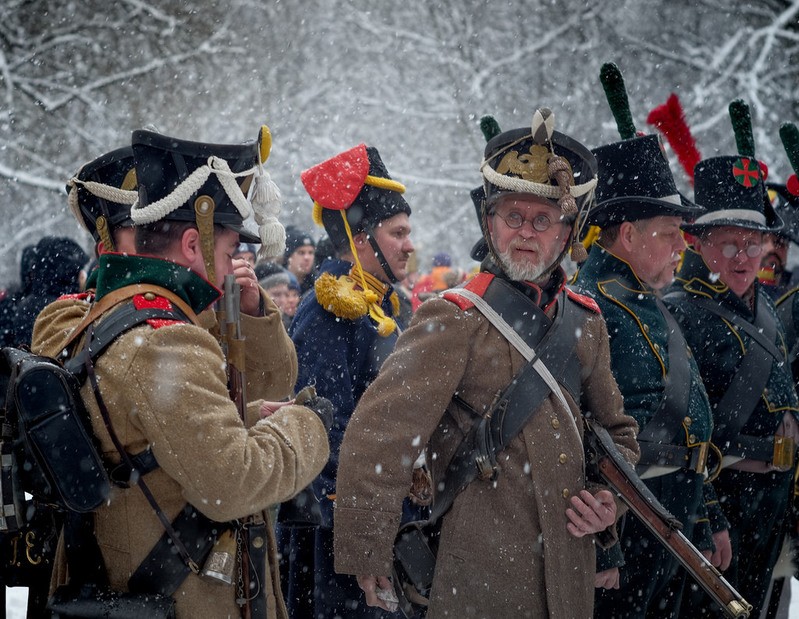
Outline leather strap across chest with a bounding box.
[665,292,780,460]
[429,278,585,524]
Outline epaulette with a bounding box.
[132,293,186,329]
[566,287,601,314]
[57,292,92,302]
[442,272,494,310]
[314,272,399,336]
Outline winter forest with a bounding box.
[0,0,798,285]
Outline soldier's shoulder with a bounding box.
[441,272,493,310]
[565,286,601,314]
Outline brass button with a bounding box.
[144,292,156,301]
[558,453,568,464]
[688,434,697,444]
[684,417,692,427]
[562,488,570,498]
[653,343,660,352]
[643,324,650,333]
[551,418,560,429]
[252,536,264,549]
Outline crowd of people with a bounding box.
[0,71,798,619]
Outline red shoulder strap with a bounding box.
[442,272,494,310]
[57,292,92,302]
[132,293,185,329]
[566,287,601,314]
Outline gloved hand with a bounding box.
[295,385,334,431]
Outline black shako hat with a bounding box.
[681,155,782,236]
[130,129,260,243]
[481,124,597,214]
[767,183,799,245]
[66,146,138,250]
[302,143,411,251]
[589,134,704,227]
[476,108,598,265]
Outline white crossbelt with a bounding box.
[446,288,580,443]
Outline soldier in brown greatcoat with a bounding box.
[31,128,330,618]
[333,109,640,619]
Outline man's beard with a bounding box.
[496,240,559,282]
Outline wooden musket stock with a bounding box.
[596,453,752,618]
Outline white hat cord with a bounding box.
[129,156,253,225]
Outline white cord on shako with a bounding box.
[66,176,138,229]
[128,155,286,259]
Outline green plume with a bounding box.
[599,62,636,140]
[479,115,502,143]
[729,99,756,157]
[780,123,799,175]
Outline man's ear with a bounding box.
[618,221,637,253]
[352,231,369,250]
[180,227,202,264]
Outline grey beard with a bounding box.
[496,247,548,282]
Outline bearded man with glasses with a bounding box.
[663,154,799,617]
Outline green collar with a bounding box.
[580,245,651,293]
[94,253,221,314]
[675,248,755,317]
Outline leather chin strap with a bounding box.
[366,227,400,284]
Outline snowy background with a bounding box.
[1,0,799,615]
[0,0,798,284]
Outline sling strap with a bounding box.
[63,300,222,599]
[427,280,585,524]
[664,292,779,461]
[637,298,703,472]
[776,293,799,369]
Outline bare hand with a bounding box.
[595,567,620,589]
[356,575,394,611]
[710,529,732,571]
[259,399,293,418]
[566,489,617,537]
[233,258,262,316]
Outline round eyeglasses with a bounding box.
[494,211,556,232]
[714,243,763,259]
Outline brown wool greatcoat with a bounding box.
[334,290,639,619]
[32,289,329,619]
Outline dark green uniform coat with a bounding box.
[664,248,799,616]
[575,246,715,617]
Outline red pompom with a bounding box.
[758,160,769,181]
[787,174,799,197]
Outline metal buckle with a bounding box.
[772,436,796,471]
[705,442,724,482]
[475,454,496,481]
[689,442,709,474]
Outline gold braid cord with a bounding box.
[548,155,588,263]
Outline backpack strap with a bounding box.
[60,284,199,354]
[62,299,210,597]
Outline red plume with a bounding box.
[647,93,702,185]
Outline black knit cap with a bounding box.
[283,226,316,261]
[589,134,704,227]
[131,129,260,243]
[67,146,137,245]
